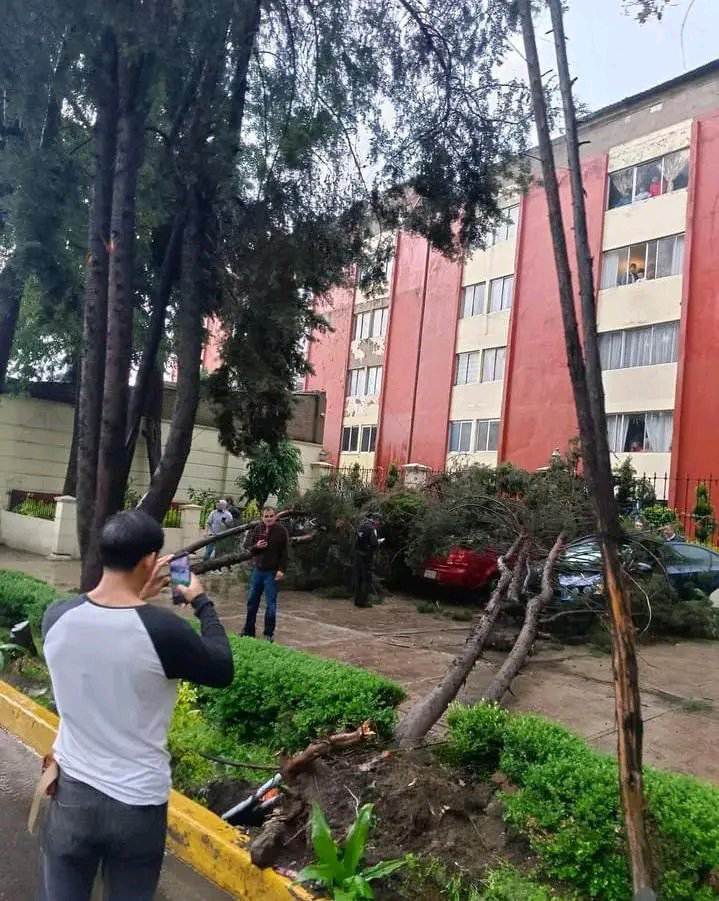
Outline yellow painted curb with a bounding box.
[0,680,313,900]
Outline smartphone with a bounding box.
[170,555,191,587]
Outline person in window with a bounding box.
[648,175,663,198]
[629,440,643,452]
[628,263,644,283]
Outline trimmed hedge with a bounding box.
[445,703,719,900]
[198,634,405,751]
[0,569,58,630]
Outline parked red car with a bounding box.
[422,547,499,591]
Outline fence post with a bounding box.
[402,463,431,488]
[179,504,203,552]
[51,496,78,558]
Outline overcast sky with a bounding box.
[525,0,719,113]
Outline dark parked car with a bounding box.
[553,537,719,605]
[422,547,499,591]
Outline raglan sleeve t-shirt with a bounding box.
[42,594,233,806]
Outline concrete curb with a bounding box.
[0,680,312,900]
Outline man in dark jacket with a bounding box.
[354,513,381,608]
[242,506,289,641]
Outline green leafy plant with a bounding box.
[385,463,400,490]
[187,487,221,529]
[641,504,680,530]
[297,803,406,900]
[693,484,715,544]
[12,495,56,520]
[198,635,404,751]
[238,439,304,507]
[0,570,58,630]
[0,642,26,671]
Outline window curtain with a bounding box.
[612,414,631,453]
[601,250,621,289]
[645,412,673,452]
[663,149,689,190]
[672,235,685,275]
[610,168,634,203]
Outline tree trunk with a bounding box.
[521,1,653,890]
[139,190,204,522]
[84,46,150,588]
[0,260,22,391]
[143,365,163,478]
[77,30,118,585]
[395,535,525,748]
[482,533,565,703]
[125,209,185,467]
[62,369,81,497]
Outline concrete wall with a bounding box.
[0,394,323,505]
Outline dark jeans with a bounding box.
[243,568,279,638]
[39,772,167,901]
[203,541,216,561]
[354,554,374,607]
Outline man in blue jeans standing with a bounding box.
[242,506,289,642]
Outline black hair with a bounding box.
[99,509,165,571]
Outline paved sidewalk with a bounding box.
[0,728,230,900]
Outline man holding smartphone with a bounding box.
[39,509,234,901]
[242,506,289,642]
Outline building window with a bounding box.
[448,420,473,453]
[607,148,690,210]
[475,419,499,452]
[490,205,519,244]
[342,426,359,452]
[488,275,514,313]
[353,308,388,340]
[360,425,377,453]
[461,282,486,318]
[599,321,679,370]
[365,365,382,396]
[454,351,480,385]
[346,368,363,397]
[600,233,684,289]
[481,346,506,382]
[606,411,673,453]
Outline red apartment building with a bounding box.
[304,60,719,506]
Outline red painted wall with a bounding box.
[500,155,608,470]
[409,248,463,469]
[671,113,719,487]
[305,286,354,464]
[375,233,430,471]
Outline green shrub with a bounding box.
[446,704,719,900]
[199,635,405,751]
[481,865,559,900]
[0,569,58,630]
[441,702,509,776]
[168,683,275,795]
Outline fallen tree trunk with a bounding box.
[394,535,525,748]
[482,533,565,703]
[191,532,316,575]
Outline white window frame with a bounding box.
[365,365,382,396]
[488,275,513,313]
[360,425,377,453]
[448,420,473,453]
[490,205,519,245]
[601,234,684,289]
[607,148,690,210]
[454,351,480,385]
[346,368,363,397]
[475,419,500,452]
[599,321,679,370]
[461,282,486,318]
[480,346,506,383]
[342,426,359,452]
[606,411,673,453]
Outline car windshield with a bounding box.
[661,542,712,568]
[560,539,602,571]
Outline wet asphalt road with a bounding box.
[0,729,231,901]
